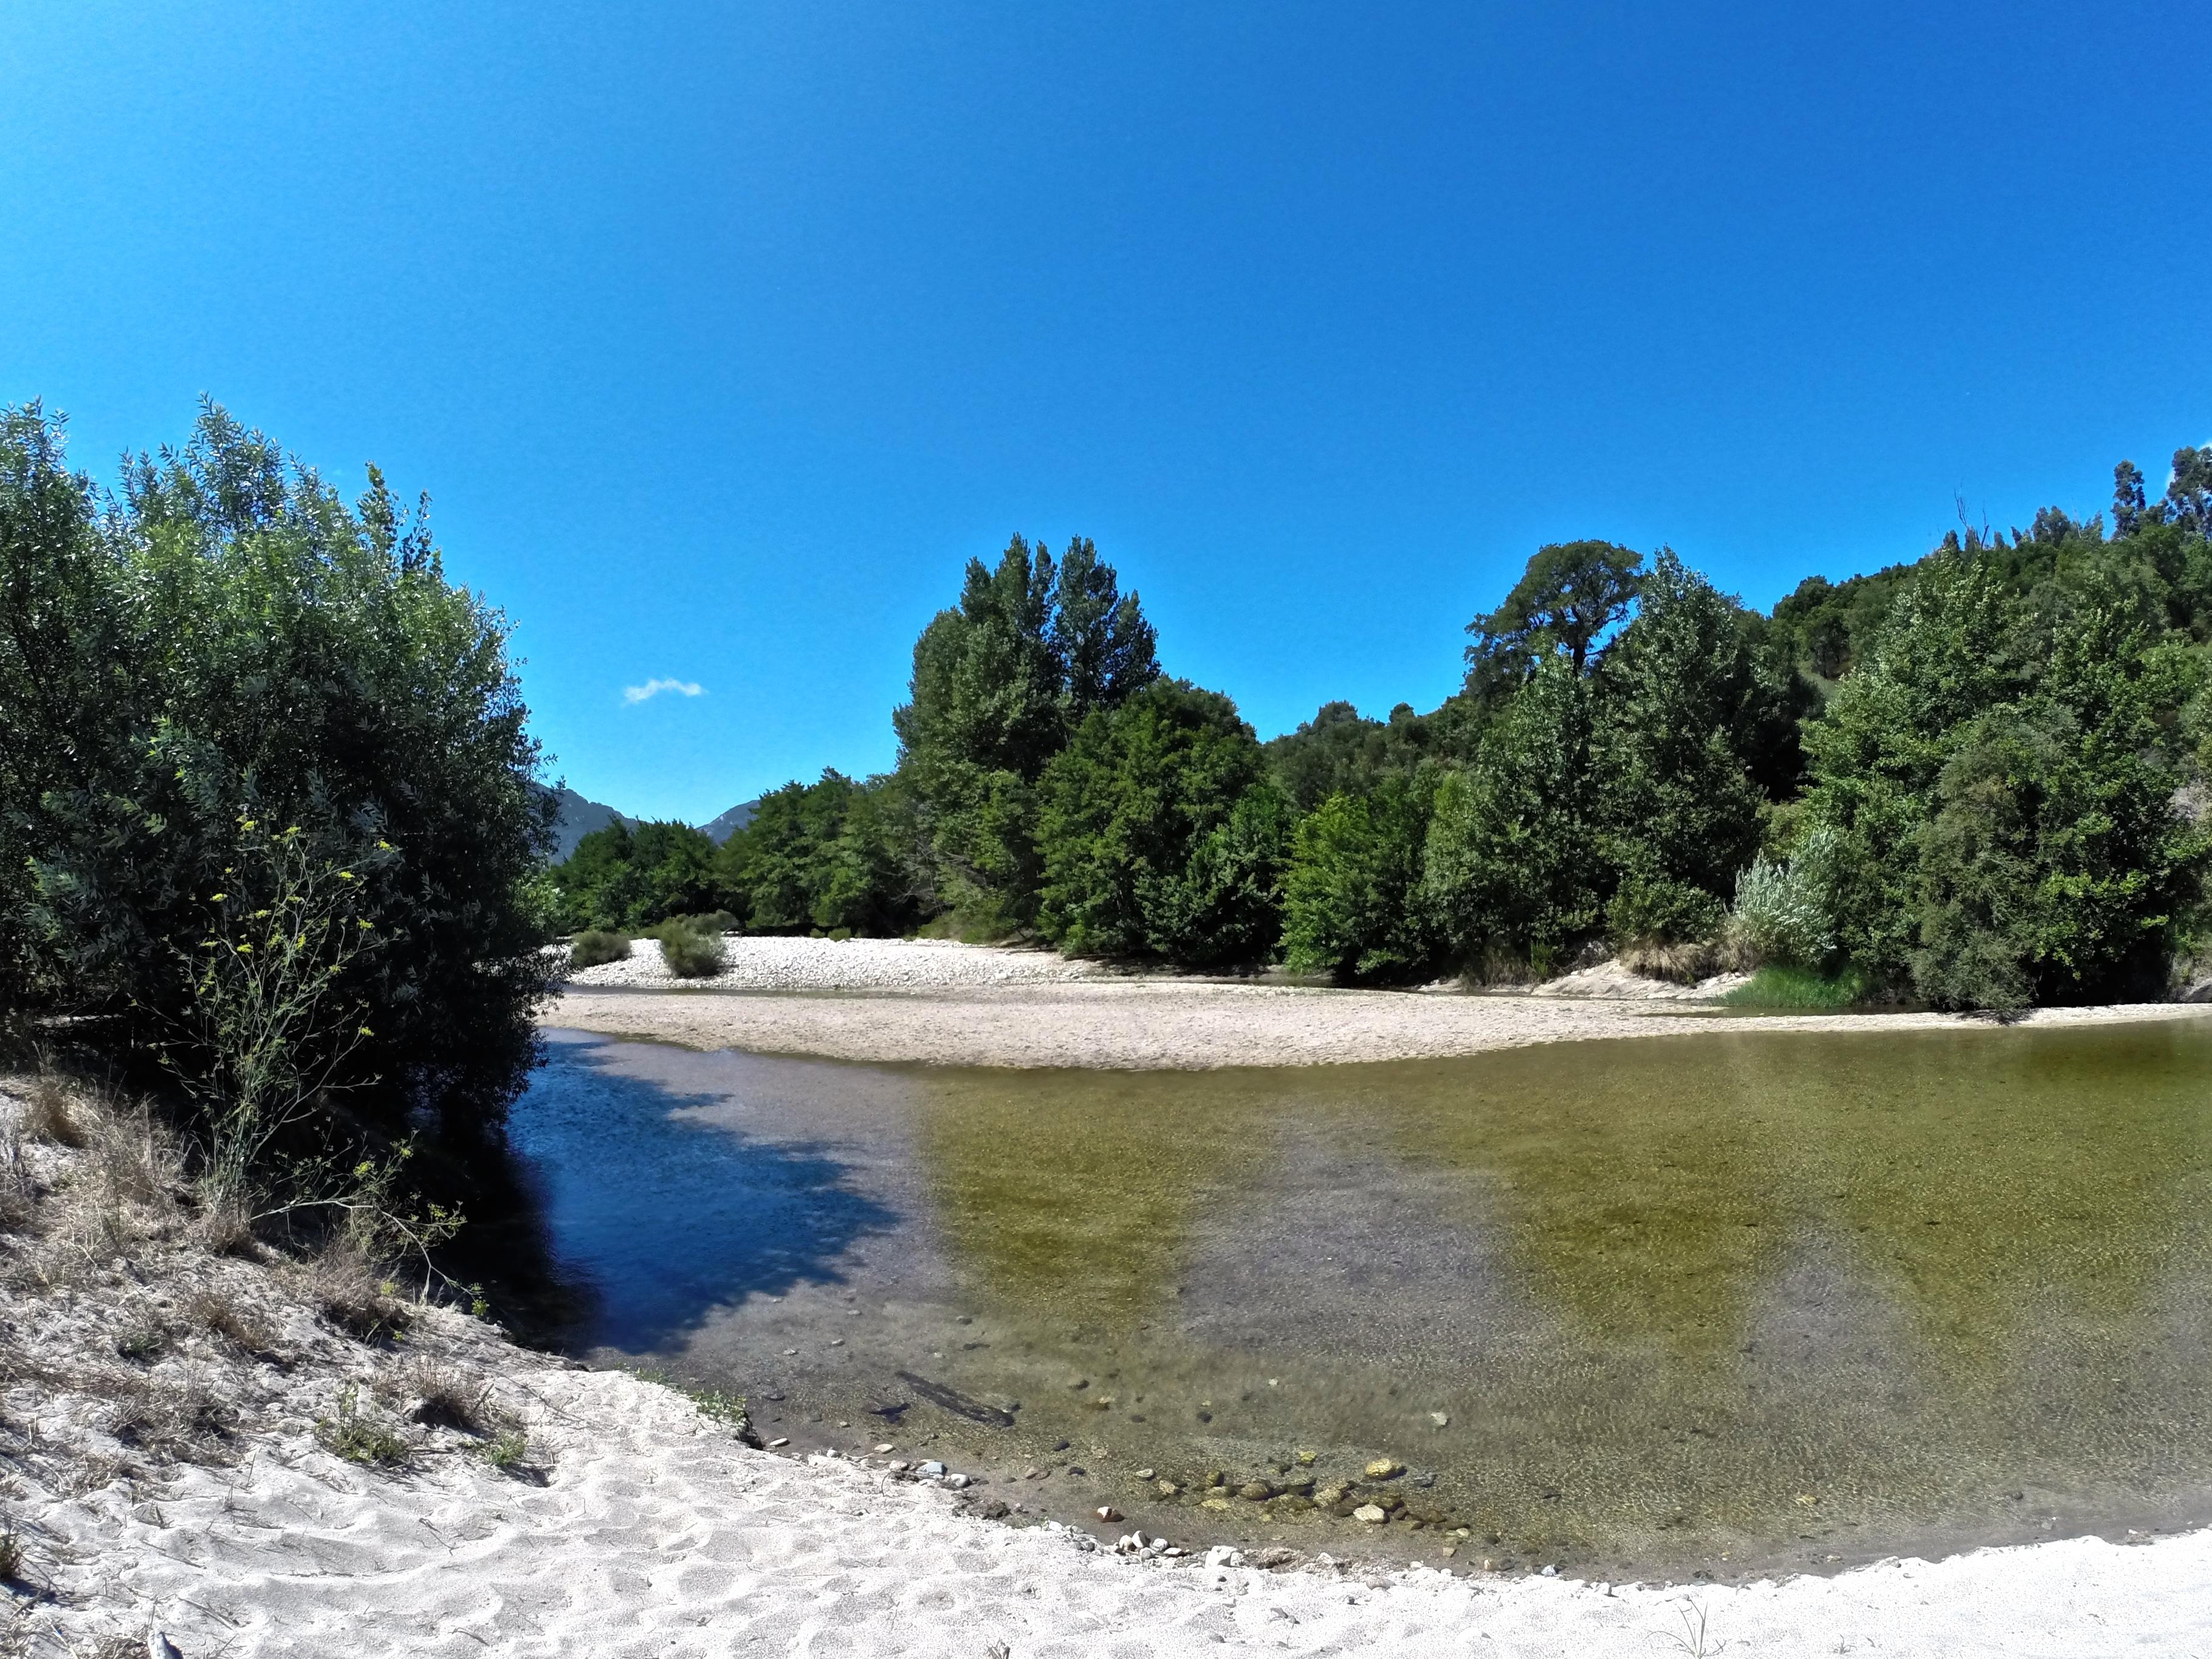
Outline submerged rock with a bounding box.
[1364,1458,1404,1479]
[1354,1503,1388,1523]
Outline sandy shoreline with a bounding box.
[551,936,2212,1069]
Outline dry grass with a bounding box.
[101,1369,235,1464]
[180,1283,280,1360]
[21,1079,86,1149]
[306,1247,411,1343]
[388,1355,497,1435]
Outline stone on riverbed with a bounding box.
[1354,1504,1389,1523]
[1364,1458,1404,1479]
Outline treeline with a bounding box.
[556,448,2212,1011]
[1,403,555,1208]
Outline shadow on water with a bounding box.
[495,1032,900,1353]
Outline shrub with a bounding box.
[1727,825,1841,967]
[0,402,558,1181]
[568,930,631,969]
[657,924,724,979]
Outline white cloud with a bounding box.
[623,676,706,705]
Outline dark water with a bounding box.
[509,1020,2212,1577]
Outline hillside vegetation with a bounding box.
[557,455,2212,1012]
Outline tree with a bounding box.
[1033,681,1268,961]
[1463,540,1643,700]
[1797,555,2023,983]
[1592,553,1776,943]
[1911,604,2200,1009]
[2,400,556,1150]
[893,535,1158,927]
[717,771,919,936]
[1281,770,1443,984]
[1424,657,1601,974]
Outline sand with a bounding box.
[23,1358,2212,1658]
[551,935,2212,1069]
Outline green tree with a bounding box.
[1281,770,1443,984]
[1424,656,1601,973]
[1911,605,2201,1009]
[2,400,555,1144]
[893,535,1158,927]
[718,770,919,936]
[1033,681,1269,961]
[1592,552,1776,943]
[1798,557,2024,982]
[1463,539,1643,701]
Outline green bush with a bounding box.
[568,930,631,969]
[657,924,724,978]
[0,401,555,1169]
[1728,826,1841,967]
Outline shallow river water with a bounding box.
[510,1018,2212,1578]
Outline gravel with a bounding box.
[559,933,1111,993]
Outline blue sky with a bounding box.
[5,2,2207,822]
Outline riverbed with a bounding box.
[510,1015,2212,1580]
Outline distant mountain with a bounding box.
[542,785,637,862]
[701,799,760,843]
[538,786,760,860]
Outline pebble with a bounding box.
[1205,1545,1247,1569]
[1240,1480,1275,1501]
[766,1437,789,1449]
[1364,1458,1404,1479]
[1354,1504,1388,1523]
[918,1461,947,1478]
[1135,1467,1155,1480]
[1429,1412,1449,1427]
[946,1473,970,1489]
[1096,1506,1123,1523]
[873,1443,894,1454]
[780,1348,798,1357]
[1541,1564,1559,1577]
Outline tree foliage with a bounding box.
[893,535,1157,927]
[0,400,555,1155]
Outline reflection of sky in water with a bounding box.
[512,1020,2212,1572]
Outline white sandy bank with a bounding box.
[551,935,2212,1069]
[26,1355,2212,1659]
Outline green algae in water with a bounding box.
[515,1019,2212,1573]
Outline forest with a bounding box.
[554,447,2212,1014]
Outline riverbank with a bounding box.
[552,935,2212,1068]
[7,1077,2211,1657]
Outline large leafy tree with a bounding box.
[1424,656,1601,973]
[1592,552,1780,943]
[552,820,720,930]
[718,770,919,936]
[893,534,1157,926]
[1463,539,1643,701]
[1281,769,1443,984]
[1033,681,1273,961]
[1,401,556,1140]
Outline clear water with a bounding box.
[509,1020,2212,1577]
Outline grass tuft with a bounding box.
[478,1426,532,1472]
[315,1382,413,1466]
[1720,963,1875,1010]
